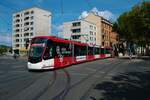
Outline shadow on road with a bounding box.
[92,71,150,100]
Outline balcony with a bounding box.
[24,17,30,21]
[24,22,30,26]
[71,26,81,30]
[15,19,20,23]
[15,29,20,33]
[16,14,20,18]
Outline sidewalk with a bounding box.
[119,55,150,60]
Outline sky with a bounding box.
[0,0,148,46]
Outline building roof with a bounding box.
[83,12,113,25]
[13,6,51,15]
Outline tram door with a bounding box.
[54,43,72,68]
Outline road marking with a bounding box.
[105,76,112,79]
[12,65,25,68]
[70,72,89,76]
[8,70,27,73]
[86,68,97,71]
[99,71,105,74]
[107,73,115,76]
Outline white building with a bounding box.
[12,7,51,54]
[63,20,97,46]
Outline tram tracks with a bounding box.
[52,69,71,100]
[33,59,124,100]
[33,71,57,100]
[50,59,122,100]
[0,72,44,99]
[80,59,128,100]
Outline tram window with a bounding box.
[88,47,94,55]
[106,49,111,54]
[101,48,105,54]
[95,47,100,54]
[43,47,53,60]
[75,45,86,56]
[55,43,71,57]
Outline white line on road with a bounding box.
[86,67,97,71]
[8,70,27,73]
[99,71,105,74]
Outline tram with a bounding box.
[27,36,111,70]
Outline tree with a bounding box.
[113,1,150,55]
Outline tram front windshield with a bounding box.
[28,46,45,63]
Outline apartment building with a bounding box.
[12,7,51,54]
[101,18,113,47]
[63,20,97,46]
[84,12,118,47]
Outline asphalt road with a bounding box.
[0,56,150,100]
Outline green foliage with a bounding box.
[113,1,150,45]
[0,45,11,55]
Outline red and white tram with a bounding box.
[28,36,111,70]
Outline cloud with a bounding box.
[79,7,116,21]
[52,24,64,37]
[78,11,89,19]
[52,24,64,32]
[0,34,12,46]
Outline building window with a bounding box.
[102,35,104,39]
[24,22,29,26]
[24,33,29,37]
[102,42,104,46]
[24,11,29,15]
[24,17,29,21]
[30,27,34,30]
[15,19,20,23]
[30,22,34,25]
[72,22,81,27]
[72,35,80,39]
[16,44,19,47]
[72,28,81,33]
[24,27,29,31]
[31,16,34,20]
[30,32,33,36]
[31,11,34,14]
[90,25,93,29]
[90,31,93,35]
[15,24,20,27]
[16,14,20,17]
[16,39,19,42]
[90,37,93,41]
[15,34,19,37]
[15,29,20,32]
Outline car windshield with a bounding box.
[29,46,44,58]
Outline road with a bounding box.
[0,56,150,100]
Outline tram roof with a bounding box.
[34,36,88,46]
